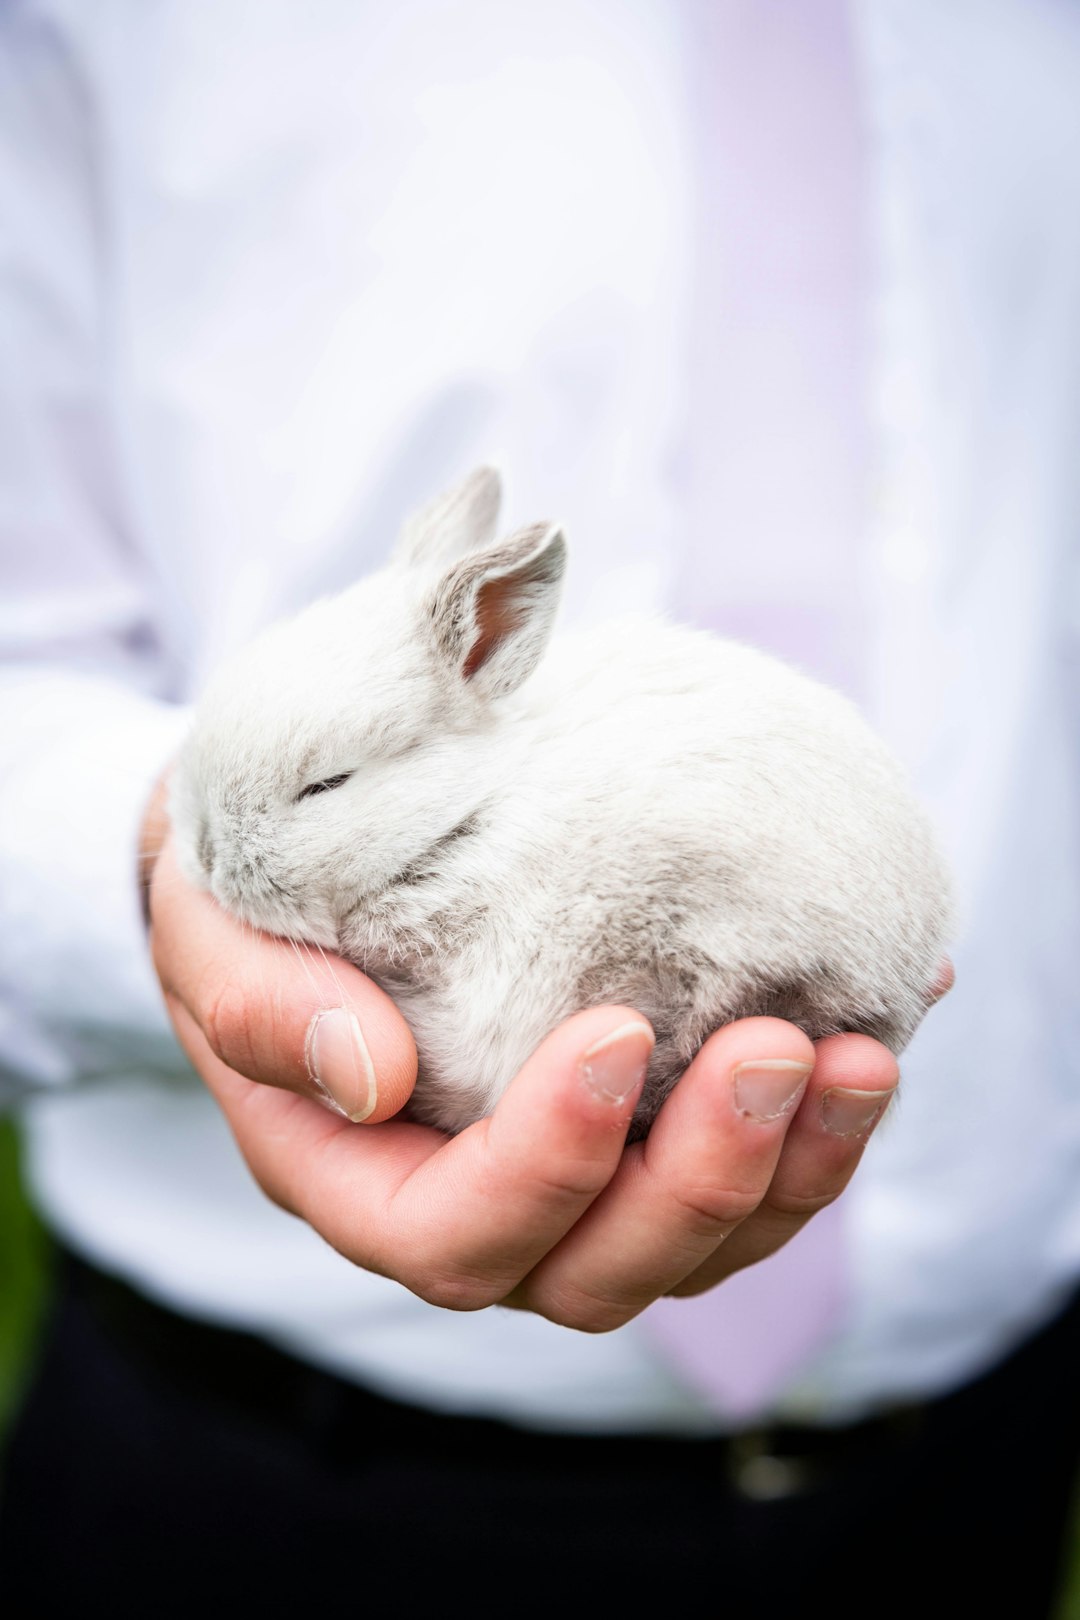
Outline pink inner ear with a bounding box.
[463,576,527,678]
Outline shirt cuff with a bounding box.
[0,667,192,1094]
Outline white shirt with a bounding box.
[2,0,1079,1431]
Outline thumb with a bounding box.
[149,835,417,1122]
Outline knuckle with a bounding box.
[534,1280,637,1335]
[526,1159,613,1207]
[667,1180,759,1237]
[765,1185,840,1220]
[250,1165,293,1215]
[409,1269,504,1314]
[203,979,258,1074]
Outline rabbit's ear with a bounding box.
[429,521,567,701]
[396,466,503,569]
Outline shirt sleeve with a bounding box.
[0,4,191,1100]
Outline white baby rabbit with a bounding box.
[171,468,951,1136]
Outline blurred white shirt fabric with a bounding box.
[1,0,1079,1431]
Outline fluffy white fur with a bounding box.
[172,468,952,1135]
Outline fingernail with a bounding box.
[733,1061,812,1122]
[821,1086,896,1137]
[580,1021,655,1105]
[305,1008,377,1122]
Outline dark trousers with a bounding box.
[2,1254,1079,1618]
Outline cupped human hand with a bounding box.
[144,788,946,1332]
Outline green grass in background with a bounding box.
[1062,1503,1080,1620]
[0,1117,50,1448]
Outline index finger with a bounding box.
[151,835,416,1121]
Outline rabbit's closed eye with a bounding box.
[297,773,352,802]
